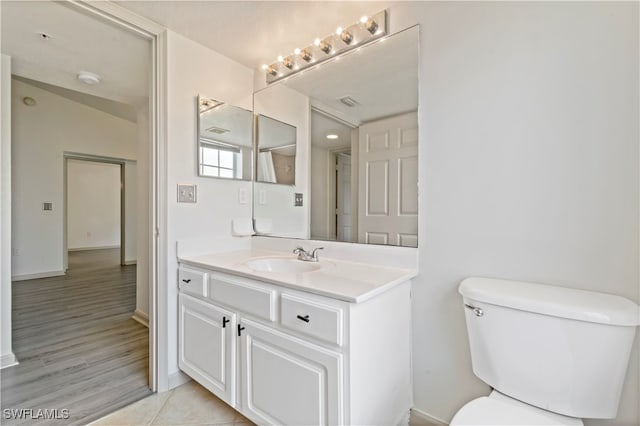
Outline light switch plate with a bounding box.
[177,184,197,203]
[294,193,303,207]
[43,202,53,211]
[238,187,248,204]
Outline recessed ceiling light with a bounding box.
[326,134,339,140]
[77,71,100,85]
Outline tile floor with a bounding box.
[92,379,444,426]
[90,381,252,426]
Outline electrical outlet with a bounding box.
[295,193,303,207]
[177,184,197,203]
[43,202,53,211]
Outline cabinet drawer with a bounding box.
[280,294,344,346]
[208,273,276,322]
[179,266,207,297]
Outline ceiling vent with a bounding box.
[206,126,230,134]
[338,96,360,107]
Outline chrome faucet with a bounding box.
[293,246,324,262]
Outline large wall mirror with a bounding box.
[197,95,253,180]
[253,25,419,246]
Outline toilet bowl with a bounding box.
[453,277,639,424]
[451,391,583,426]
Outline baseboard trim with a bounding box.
[1,353,19,369]
[68,245,120,251]
[168,370,191,390]
[123,260,137,266]
[12,270,65,281]
[131,309,149,328]
[410,407,449,425]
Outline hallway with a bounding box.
[1,249,151,425]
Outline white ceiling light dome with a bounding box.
[77,71,101,85]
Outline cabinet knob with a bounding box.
[297,314,310,323]
[182,278,192,284]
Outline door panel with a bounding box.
[178,293,236,406]
[240,318,343,426]
[358,112,418,247]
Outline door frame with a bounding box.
[63,153,128,268]
[63,0,168,392]
[329,148,352,241]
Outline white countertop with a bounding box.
[178,249,417,303]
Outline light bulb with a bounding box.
[314,38,321,46]
[294,48,301,55]
[335,27,343,35]
[277,55,284,63]
[360,16,368,24]
[261,64,268,70]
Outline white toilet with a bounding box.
[452,277,640,425]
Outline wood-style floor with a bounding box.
[1,249,151,425]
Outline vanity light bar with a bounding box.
[263,9,387,84]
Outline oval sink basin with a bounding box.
[244,257,322,273]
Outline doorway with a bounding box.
[63,155,135,269]
[0,0,164,421]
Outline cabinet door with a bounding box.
[178,293,236,406]
[239,318,343,425]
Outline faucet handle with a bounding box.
[311,247,324,260]
[293,246,305,255]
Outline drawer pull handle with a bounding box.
[222,316,230,328]
[237,324,245,337]
[297,315,310,323]
[182,279,192,284]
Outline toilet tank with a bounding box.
[459,277,639,419]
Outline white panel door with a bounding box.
[336,154,352,242]
[358,112,418,247]
[178,293,237,406]
[239,318,343,426]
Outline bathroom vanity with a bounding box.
[177,248,415,425]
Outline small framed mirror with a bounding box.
[197,95,253,180]
[256,114,297,185]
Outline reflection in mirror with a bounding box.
[253,26,419,247]
[197,95,253,180]
[256,114,297,185]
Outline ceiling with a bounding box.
[115,1,393,71]
[1,0,151,108]
[199,103,253,147]
[1,1,413,126]
[311,111,353,150]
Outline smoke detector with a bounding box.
[77,71,101,85]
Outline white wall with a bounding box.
[11,79,137,279]
[253,84,310,239]
[135,105,149,317]
[1,54,16,367]
[123,160,137,264]
[67,159,121,250]
[165,30,254,379]
[384,3,639,425]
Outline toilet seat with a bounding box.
[450,391,583,426]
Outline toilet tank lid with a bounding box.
[459,277,640,326]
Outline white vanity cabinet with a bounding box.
[178,293,237,406]
[177,264,412,426]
